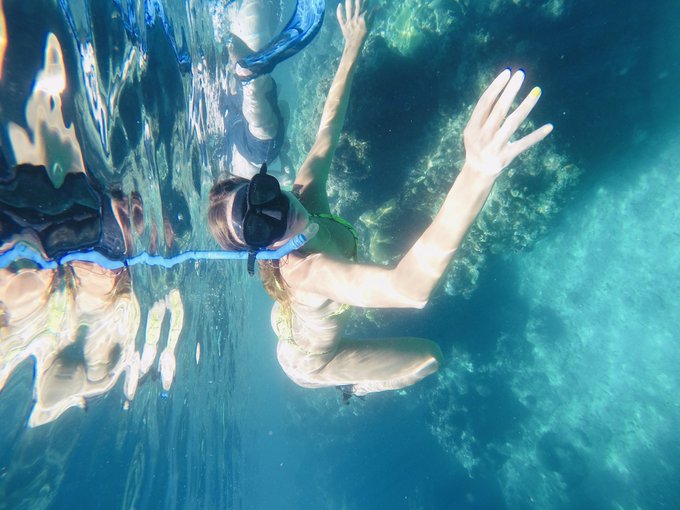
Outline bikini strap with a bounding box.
[309,213,359,260]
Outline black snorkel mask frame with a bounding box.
[232,163,290,275]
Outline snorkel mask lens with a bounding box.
[248,166,283,207]
[243,211,287,247]
[243,164,289,247]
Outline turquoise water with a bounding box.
[1,0,679,509]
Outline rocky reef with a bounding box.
[286,0,581,299]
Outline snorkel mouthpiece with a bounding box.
[246,222,318,275]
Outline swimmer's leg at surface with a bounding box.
[228,0,279,141]
[293,337,443,396]
[229,0,274,54]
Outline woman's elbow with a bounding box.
[391,290,429,310]
[411,296,430,310]
[383,276,431,309]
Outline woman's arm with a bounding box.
[286,70,554,308]
[294,0,370,212]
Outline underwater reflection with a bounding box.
[0,0,5,81]
[0,22,185,427]
[0,160,187,427]
[0,262,184,427]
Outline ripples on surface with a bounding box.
[0,0,253,507]
[2,0,680,509]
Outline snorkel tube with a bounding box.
[0,224,318,271]
[246,222,318,275]
[259,222,318,259]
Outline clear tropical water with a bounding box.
[1,0,679,509]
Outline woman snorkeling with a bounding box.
[208,0,553,397]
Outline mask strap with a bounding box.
[247,250,257,276]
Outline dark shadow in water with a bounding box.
[90,0,127,89]
[342,35,453,207]
[343,0,680,215]
[383,255,533,362]
[277,395,509,510]
[140,22,185,175]
[537,431,589,487]
[0,360,35,444]
[360,255,540,472]
[110,121,129,169]
[118,78,144,148]
[473,0,680,189]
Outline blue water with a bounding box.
[1,0,680,509]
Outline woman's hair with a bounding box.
[208,177,291,305]
[208,176,249,250]
[259,259,290,306]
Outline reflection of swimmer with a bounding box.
[0,165,131,260]
[0,257,186,425]
[0,163,138,262]
[0,25,189,425]
[0,262,140,426]
[208,1,553,398]
[0,162,186,422]
[221,0,322,181]
[140,289,184,392]
[0,0,6,81]
[159,288,184,392]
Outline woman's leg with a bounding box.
[230,0,273,53]
[229,0,279,141]
[241,76,278,140]
[322,337,442,395]
[277,336,443,395]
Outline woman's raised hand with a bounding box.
[463,69,553,178]
[337,0,371,58]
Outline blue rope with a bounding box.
[0,232,310,271]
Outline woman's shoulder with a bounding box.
[278,251,333,308]
[279,250,320,285]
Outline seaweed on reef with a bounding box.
[372,0,457,56]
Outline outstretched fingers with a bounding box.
[336,2,346,25]
[494,86,543,147]
[467,69,512,134]
[463,68,553,177]
[339,0,360,25]
[483,70,525,135]
[337,0,370,49]
[505,124,554,161]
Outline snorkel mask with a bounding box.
[232,163,291,275]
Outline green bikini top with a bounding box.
[309,213,359,260]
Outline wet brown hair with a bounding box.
[208,176,249,250]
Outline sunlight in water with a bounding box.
[0,0,6,81]
[7,33,85,188]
